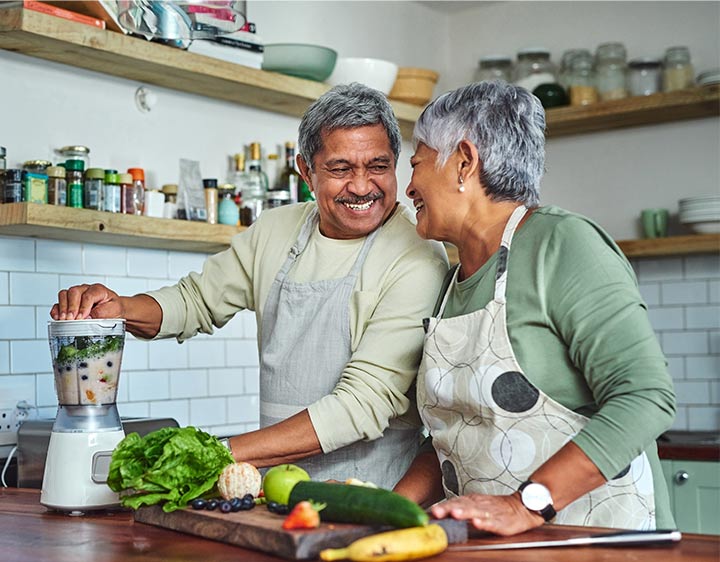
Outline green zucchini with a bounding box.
[288,481,429,528]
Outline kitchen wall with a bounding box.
[0,1,718,434]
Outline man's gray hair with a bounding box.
[413,81,545,207]
[298,83,402,171]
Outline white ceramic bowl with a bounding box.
[326,57,399,94]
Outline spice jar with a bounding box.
[161,183,178,219]
[558,49,584,92]
[47,165,67,206]
[514,48,559,93]
[22,161,50,204]
[118,173,133,214]
[475,56,513,83]
[627,59,662,96]
[0,147,6,172]
[65,159,85,208]
[567,50,598,106]
[84,168,105,210]
[126,168,146,215]
[663,46,694,92]
[3,169,23,203]
[595,42,628,101]
[103,171,122,213]
[203,178,219,224]
[56,146,90,170]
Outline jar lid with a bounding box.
[105,173,120,184]
[479,55,512,67]
[118,173,133,184]
[86,168,105,179]
[127,167,145,181]
[104,169,118,174]
[628,58,661,69]
[58,145,90,155]
[517,47,551,58]
[65,159,85,171]
[162,183,178,194]
[203,178,218,188]
[23,160,52,170]
[47,166,66,178]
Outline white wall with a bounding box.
[0,1,718,434]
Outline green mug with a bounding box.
[641,208,669,238]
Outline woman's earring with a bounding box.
[458,177,465,193]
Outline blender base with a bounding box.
[40,429,125,512]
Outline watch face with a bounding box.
[521,482,553,511]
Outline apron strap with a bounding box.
[493,205,527,303]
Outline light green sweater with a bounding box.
[440,206,676,528]
[148,202,449,454]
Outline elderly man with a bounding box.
[51,83,449,489]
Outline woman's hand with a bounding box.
[51,283,124,320]
[430,492,544,536]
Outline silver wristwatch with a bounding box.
[518,480,556,522]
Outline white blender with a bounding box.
[41,319,126,513]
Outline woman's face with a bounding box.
[406,143,458,241]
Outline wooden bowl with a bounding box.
[388,67,440,105]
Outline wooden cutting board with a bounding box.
[135,504,467,560]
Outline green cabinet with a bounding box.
[661,459,720,535]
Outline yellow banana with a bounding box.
[319,524,448,562]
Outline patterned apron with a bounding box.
[417,205,656,529]
[260,207,420,489]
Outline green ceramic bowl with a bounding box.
[262,43,338,82]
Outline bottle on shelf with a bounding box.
[126,167,146,215]
[83,168,105,210]
[663,46,694,92]
[270,141,300,206]
[103,171,121,213]
[47,165,67,206]
[161,183,178,219]
[595,42,628,101]
[218,184,240,226]
[203,178,219,224]
[240,142,268,226]
[567,50,598,106]
[298,178,315,202]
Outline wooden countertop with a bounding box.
[2,489,719,561]
[658,431,720,462]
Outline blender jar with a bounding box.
[48,319,125,431]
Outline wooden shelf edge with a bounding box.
[0,203,242,254]
[444,234,719,265]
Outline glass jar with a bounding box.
[627,59,662,96]
[65,159,85,208]
[0,146,6,171]
[558,49,585,92]
[266,189,291,209]
[161,183,178,219]
[84,168,105,210]
[103,172,122,213]
[475,55,513,83]
[663,46,694,92]
[514,48,559,93]
[3,169,23,203]
[595,42,628,101]
[203,178,219,224]
[567,50,598,106]
[47,165,67,206]
[118,173,134,214]
[126,168,146,215]
[56,146,90,170]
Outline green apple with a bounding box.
[262,464,310,505]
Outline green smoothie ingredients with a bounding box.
[107,426,234,512]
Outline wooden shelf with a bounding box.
[0,7,422,138]
[1,7,718,141]
[0,203,242,254]
[444,233,719,264]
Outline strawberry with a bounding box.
[281,500,325,530]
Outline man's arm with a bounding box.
[51,283,162,339]
[393,448,445,508]
[227,410,323,467]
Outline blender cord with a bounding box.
[1,445,17,487]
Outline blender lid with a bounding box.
[48,319,125,336]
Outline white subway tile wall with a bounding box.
[633,253,720,431]
[0,236,260,436]
[1,234,717,436]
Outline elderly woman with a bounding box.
[393,81,676,536]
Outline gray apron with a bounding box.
[417,205,656,529]
[260,207,420,489]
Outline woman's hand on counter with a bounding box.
[430,492,544,536]
[51,283,162,339]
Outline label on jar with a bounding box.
[23,173,48,204]
[69,182,83,208]
[103,184,122,213]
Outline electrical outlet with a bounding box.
[0,406,20,447]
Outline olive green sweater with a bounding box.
[440,206,676,528]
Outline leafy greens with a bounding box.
[107,426,234,512]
